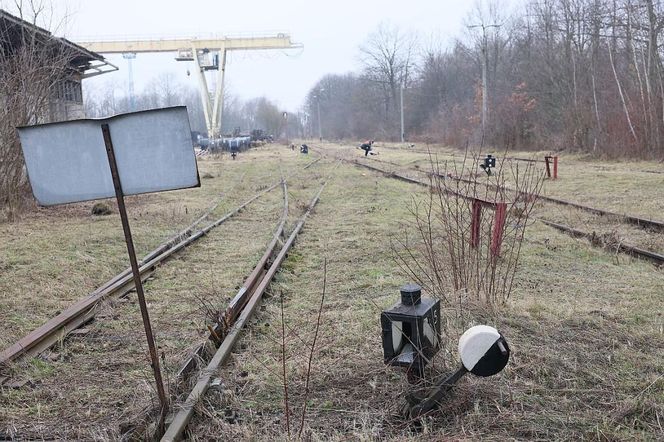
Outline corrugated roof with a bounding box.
[0,9,106,68]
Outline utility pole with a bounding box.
[481,29,488,138]
[400,84,405,143]
[301,112,308,139]
[283,111,289,144]
[122,52,136,111]
[317,99,322,142]
[314,88,324,142]
[468,23,501,140]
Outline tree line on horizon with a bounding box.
[305,0,664,159]
[84,74,298,140]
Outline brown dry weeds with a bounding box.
[0,147,324,439]
[1,144,663,440]
[183,144,662,441]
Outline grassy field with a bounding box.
[1,143,662,440]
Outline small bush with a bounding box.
[91,202,112,216]
[392,150,544,308]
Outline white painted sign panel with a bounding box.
[18,106,200,206]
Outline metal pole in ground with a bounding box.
[490,202,508,257]
[470,199,482,248]
[400,84,405,143]
[101,123,169,430]
[317,97,322,142]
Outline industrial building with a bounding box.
[0,9,116,122]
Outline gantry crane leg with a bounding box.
[192,47,214,137]
[210,49,227,138]
[77,34,301,139]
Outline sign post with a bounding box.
[101,123,168,418]
[18,106,201,435]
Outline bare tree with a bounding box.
[359,22,417,138]
[466,0,509,142]
[0,2,77,219]
[301,0,664,158]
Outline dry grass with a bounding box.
[326,142,664,259]
[184,142,662,441]
[1,143,663,440]
[0,146,322,439]
[350,141,664,221]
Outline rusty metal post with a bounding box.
[470,199,482,248]
[101,124,168,424]
[553,156,558,179]
[491,202,507,257]
[544,156,552,178]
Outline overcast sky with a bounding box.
[51,0,498,111]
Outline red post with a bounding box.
[553,156,558,179]
[544,156,552,178]
[470,199,482,248]
[491,203,508,257]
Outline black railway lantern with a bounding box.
[480,154,496,176]
[380,284,441,377]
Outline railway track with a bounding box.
[539,219,664,265]
[0,157,322,369]
[0,154,333,440]
[320,148,664,266]
[175,179,289,382]
[161,179,328,441]
[362,153,664,232]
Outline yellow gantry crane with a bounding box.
[77,34,301,138]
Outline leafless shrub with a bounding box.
[297,257,326,438]
[275,257,327,440]
[0,4,75,220]
[393,149,544,308]
[279,291,292,438]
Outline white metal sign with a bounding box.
[18,106,200,206]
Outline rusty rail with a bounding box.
[0,158,322,367]
[369,152,663,262]
[330,154,498,207]
[0,186,271,366]
[176,179,289,380]
[539,219,664,265]
[329,149,664,265]
[535,193,664,231]
[362,151,664,232]
[438,171,664,231]
[161,181,328,441]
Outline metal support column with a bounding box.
[192,47,213,137]
[211,48,227,138]
[491,202,507,257]
[101,123,169,432]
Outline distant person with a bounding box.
[360,139,374,156]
